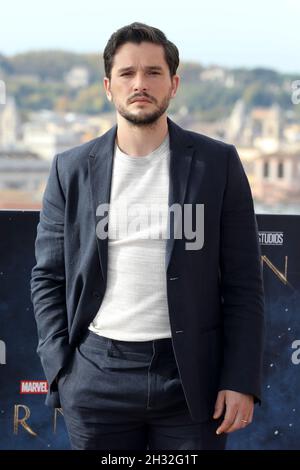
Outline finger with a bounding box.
[213,392,225,419]
[225,411,251,433]
[248,407,254,424]
[216,405,238,435]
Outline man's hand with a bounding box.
[213,390,254,434]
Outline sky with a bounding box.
[1,0,299,73]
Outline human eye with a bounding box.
[120,71,133,77]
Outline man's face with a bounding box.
[104,41,180,126]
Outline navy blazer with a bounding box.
[30,117,265,422]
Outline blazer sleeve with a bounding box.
[30,153,72,395]
[219,144,265,404]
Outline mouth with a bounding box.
[131,98,152,103]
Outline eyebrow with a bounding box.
[117,66,164,73]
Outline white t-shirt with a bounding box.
[89,133,172,341]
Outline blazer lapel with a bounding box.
[88,124,117,286]
[166,117,194,271]
[88,117,195,286]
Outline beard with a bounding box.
[112,93,171,127]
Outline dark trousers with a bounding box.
[58,330,227,451]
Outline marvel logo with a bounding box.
[20,381,48,394]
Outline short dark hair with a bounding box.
[103,22,179,79]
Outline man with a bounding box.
[30,22,265,451]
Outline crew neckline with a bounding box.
[115,133,169,164]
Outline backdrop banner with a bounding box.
[1,211,299,450]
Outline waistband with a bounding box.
[81,329,174,354]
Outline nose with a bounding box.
[133,72,148,92]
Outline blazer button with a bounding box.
[169,276,179,281]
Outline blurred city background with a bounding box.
[0,0,299,213]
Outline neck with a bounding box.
[116,114,168,157]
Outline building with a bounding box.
[226,102,284,152]
[0,96,19,149]
[252,151,300,204]
[64,66,90,88]
[0,150,51,209]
